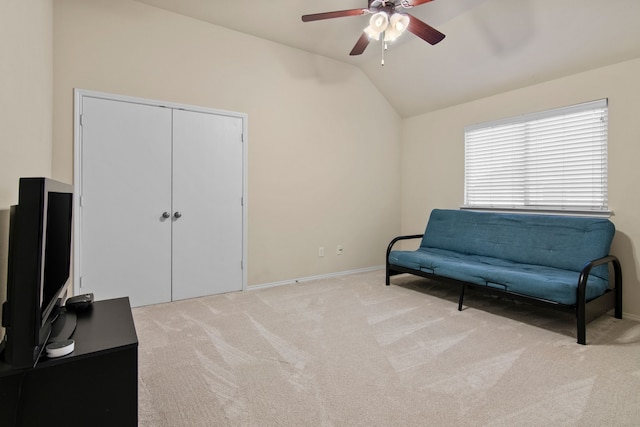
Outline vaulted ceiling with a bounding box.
[135,0,640,117]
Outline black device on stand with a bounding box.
[65,293,94,312]
[1,178,74,369]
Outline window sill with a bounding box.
[460,206,613,218]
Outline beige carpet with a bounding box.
[133,270,640,426]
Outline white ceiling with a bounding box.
[135,0,640,117]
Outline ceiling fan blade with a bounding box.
[403,0,435,6]
[350,33,370,56]
[407,14,445,45]
[302,9,368,22]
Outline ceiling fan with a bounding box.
[301,0,445,59]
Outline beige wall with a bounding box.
[52,0,402,286]
[0,0,53,337]
[0,0,53,205]
[4,0,636,320]
[402,58,640,319]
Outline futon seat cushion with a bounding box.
[389,248,609,305]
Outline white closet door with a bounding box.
[80,97,173,307]
[171,109,244,300]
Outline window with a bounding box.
[464,99,608,214]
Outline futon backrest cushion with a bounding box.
[420,209,615,278]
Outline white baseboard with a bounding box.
[623,312,640,322]
[248,265,384,291]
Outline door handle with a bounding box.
[174,211,182,219]
[162,212,171,219]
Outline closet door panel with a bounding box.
[171,110,244,300]
[80,97,172,307]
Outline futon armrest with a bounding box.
[385,234,425,285]
[386,234,424,260]
[577,255,622,317]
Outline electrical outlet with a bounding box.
[319,247,325,257]
[337,245,343,255]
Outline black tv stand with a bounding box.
[0,297,138,426]
[48,308,77,343]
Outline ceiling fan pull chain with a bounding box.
[381,32,385,66]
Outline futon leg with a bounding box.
[577,298,586,345]
[614,258,623,319]
[385,265,391,286]
[458,284,465,311]
[577,321,586,345]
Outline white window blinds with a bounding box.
[464,99,608,213]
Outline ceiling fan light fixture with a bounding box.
[391,13,410,33]
[364,25,380,39]
[383,30,399,42]
[369,11,389,33]
[384,13,410,42]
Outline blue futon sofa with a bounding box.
[386,209,622,344]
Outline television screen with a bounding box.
[41,191,73,325]
[1,178,74,369]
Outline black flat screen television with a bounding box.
[1,178,74,369]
